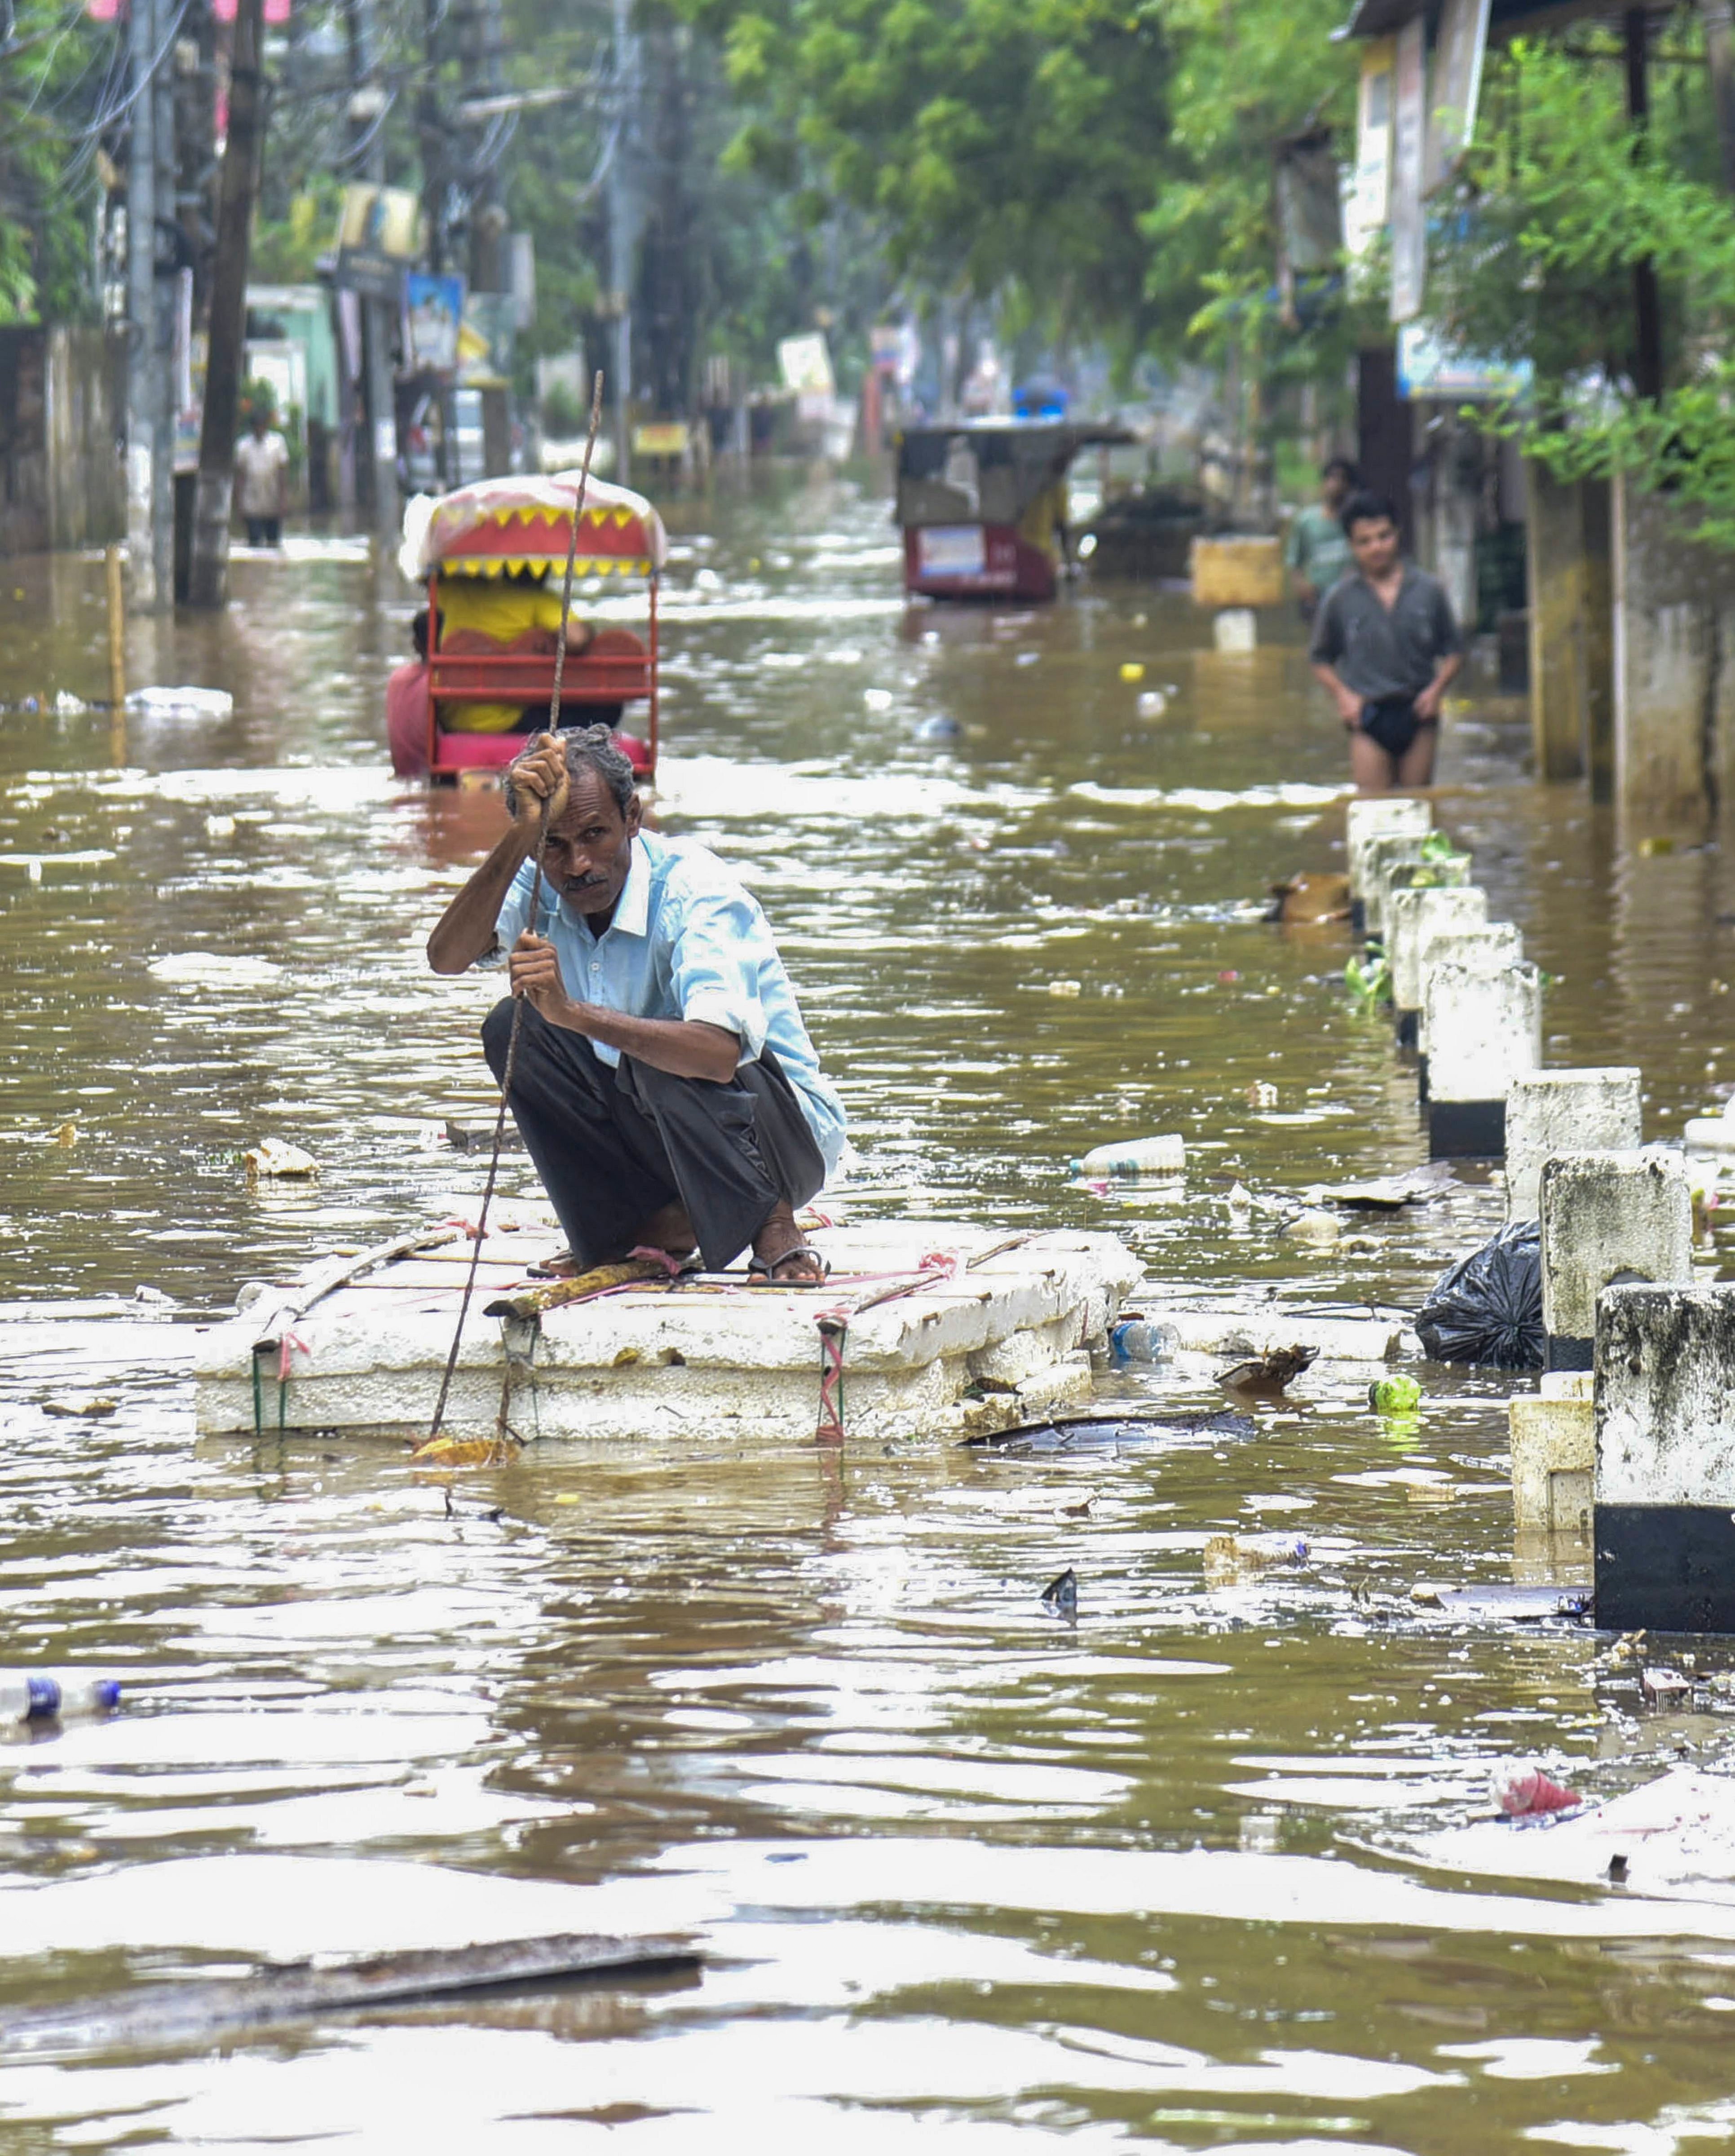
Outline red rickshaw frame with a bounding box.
[410,474,667,782]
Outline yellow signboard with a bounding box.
[631,423,690,458]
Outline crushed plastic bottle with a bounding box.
[0,1672,121,1722]
[1110,1318,1180,1365]
[1071,1135,1186,1177]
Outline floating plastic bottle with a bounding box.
[1110,1318,1180,1365]
[0,1673,121,1723]
[1072,1135,1186,1178]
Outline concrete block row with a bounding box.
[1345,797,1540,1160]
[1347,808,1735,1630]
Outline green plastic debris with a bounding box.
[1345,951,1390,1007]
[1419,830,1456,862]
[1368,1374,1423,1414]
[1408,851,1471,890]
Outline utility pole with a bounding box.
[465,0,511,476]
[188,0,265,608]
[1625,9,1664,402]
[126,0,161,607]
[152,0,176,595]
[344,0,398,532]
[419,0,454,487]
[608,0,635,486]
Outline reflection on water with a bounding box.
[3,476,1735,2150]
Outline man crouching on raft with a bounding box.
[427,725,844,1283]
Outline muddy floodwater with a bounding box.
[6,477,1735,2152]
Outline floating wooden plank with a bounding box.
[0,1931,702,2058]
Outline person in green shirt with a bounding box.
[1286,457,1358,618]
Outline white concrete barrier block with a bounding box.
[1595,1284,1735,1631]
[1388,885,1489,1017]
[1540,1149,1691,1368]
[1415,924,1525,1059]
[1510,1374,1593,1535]
[1505,1068,1643,1221]
[1424,961,1542,1157]
[1346,798,1432,899]
[1361,835,1429,939]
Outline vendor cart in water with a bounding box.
[392,470,667,784]
[894,419,1133,603]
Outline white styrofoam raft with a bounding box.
[194,1222,1144,1445]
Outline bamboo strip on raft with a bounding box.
[485,1256,677,1319]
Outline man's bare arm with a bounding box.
[1413,650,1463,722]
[426,822,534,974]
[425,734,569,975]
[1312,661,1363,728]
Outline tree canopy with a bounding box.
[1423,27,1735,543]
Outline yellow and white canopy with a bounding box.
[400,471,669,583]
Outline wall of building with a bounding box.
[0,327,125,557]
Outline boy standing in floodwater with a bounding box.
[1308,489,1462,795]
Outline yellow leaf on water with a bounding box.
[53,1122,76,1148]
[410,1434,520,1467]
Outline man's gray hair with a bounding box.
[504,724,636,822]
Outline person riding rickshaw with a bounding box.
[387,471,667,784]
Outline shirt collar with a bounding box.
[610,833,651,938]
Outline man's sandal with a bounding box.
[746,1244,831,1287]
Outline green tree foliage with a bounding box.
[1148,0,1351,349]
[686,0,1179,356]
[672,0,1362,382]
[1426,31,1735,542]
[0,0,117,323]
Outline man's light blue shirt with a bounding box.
[492,829,846,1175]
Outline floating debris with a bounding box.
[1409,1582,1590,1622]
[1040,1567,1078,1620]
[1220,1344,1318,1398]
[1071,1134,1186,1177]
[1311,1163,1454,1211]
[1265,872,1351,925]
[1492,1763,1584,1818]
[125,685,234,721]
[1203,1532,1310,1584]
[966,1409,1254,1456]
[0,1932,702,2058]
[243,1139,320,1180]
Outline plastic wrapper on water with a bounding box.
[1415,1219,1543,1370]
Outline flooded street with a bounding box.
[6,474,1735,2151]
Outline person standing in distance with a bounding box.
[234,408,290,548]
[1285,455,1357,619]
[1309,490,1462,795]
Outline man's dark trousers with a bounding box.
[481,998,826,1274]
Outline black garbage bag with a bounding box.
[1415,1219,1544,1370]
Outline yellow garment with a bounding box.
[1016,478,1067,563]
[435,576,567,733]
